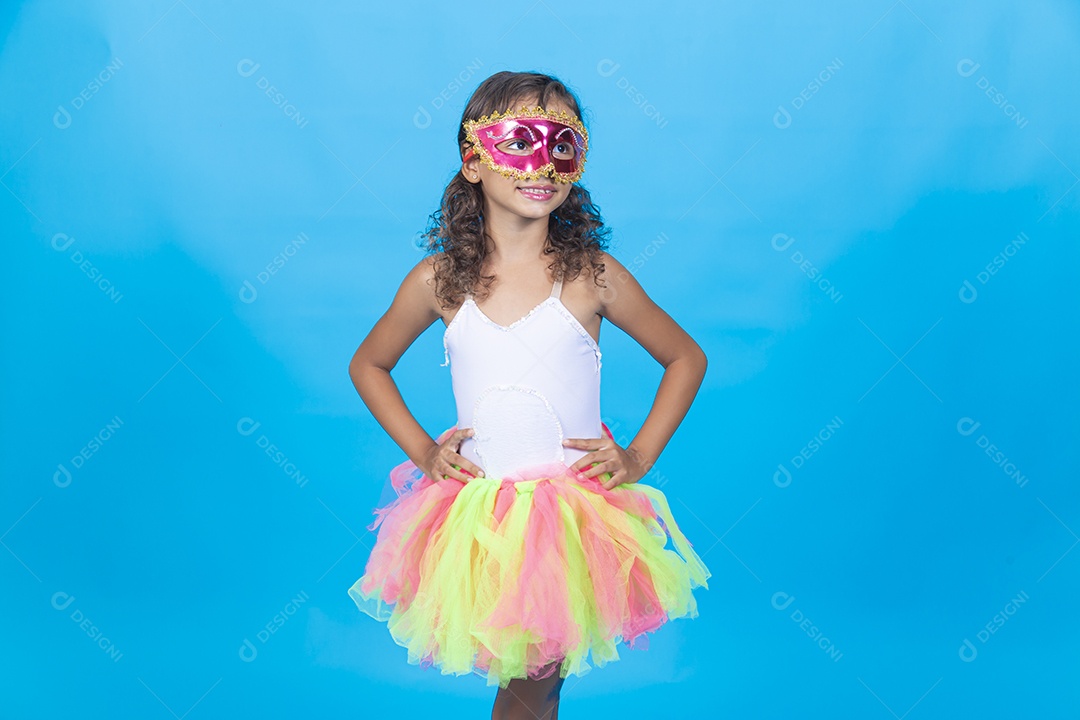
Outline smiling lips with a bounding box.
[518,185,556,201]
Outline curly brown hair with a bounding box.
[419,71,611,311]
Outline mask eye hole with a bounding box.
[495,137,534,156]
[550,128,580,161]
[551,141,575,160]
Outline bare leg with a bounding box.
[490,660,566,720]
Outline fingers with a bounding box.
[435,432,634,483]
[575,460,618,490]
[569,449,625,490]
[455,454,485,479]
[561,436,608,451]
[567,453,594,473]
[436,458,475,483]
[436,427,485,482]
[450,427,475,450]
[587,461,618,490]
[440,462,481,483]
[583,459,616,479]
[563,436,608,473]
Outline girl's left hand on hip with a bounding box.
[562,435,649,490]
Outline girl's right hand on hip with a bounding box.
[423,427,485,482]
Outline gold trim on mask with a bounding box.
[462,105,589,183]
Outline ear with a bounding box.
[461,144,481,184]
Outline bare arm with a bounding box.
[348,255,443,471]
[597,252,708,471]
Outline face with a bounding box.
[461,97,585,220]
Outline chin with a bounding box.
[516,207,556,220]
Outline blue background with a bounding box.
[2,1,1077,717]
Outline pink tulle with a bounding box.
[352,422,710,686]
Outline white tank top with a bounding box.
[441,275,603,479]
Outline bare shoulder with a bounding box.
[350,253,445,371]
[561,249,655,345]
[588,250,704,367]
[594,249,628,281]
[390,252,442,321]
[410,251,439,282]
[592,250,651,316]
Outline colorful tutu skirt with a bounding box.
[348,423,712,688]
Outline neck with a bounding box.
[481,204,549,264]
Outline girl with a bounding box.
[347,70,711,720]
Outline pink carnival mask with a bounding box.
[462,106,589,183]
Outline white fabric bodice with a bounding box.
[441,276,603,479]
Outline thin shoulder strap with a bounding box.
[549,275,563,299]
